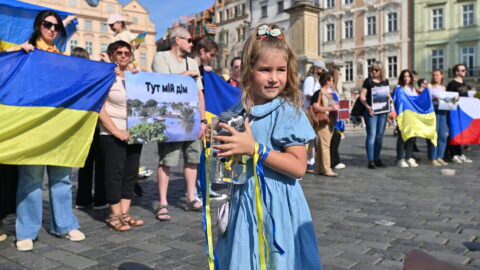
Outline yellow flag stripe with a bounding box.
[253,143,267,270]
[0,104,98,167]
[204,148,215,270]
[397,110,437,146]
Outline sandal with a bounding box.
[322,171,337,177]
[106,215,131,232]
[184,200,202,212]
[156,205,171,221]
[122,213,144,227]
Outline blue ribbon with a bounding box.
[257,144,285,255]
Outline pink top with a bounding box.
[429,84,445,106]
[100,77,127,135]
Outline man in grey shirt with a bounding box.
[151,27,206,220]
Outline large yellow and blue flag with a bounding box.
[203,71,241,121]
[0,0,77,52]
[0,50,115,167]
[393,87,437,146]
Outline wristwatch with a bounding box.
[200,119,208,124]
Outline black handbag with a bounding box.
[350,97,365,116]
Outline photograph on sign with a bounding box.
[125,72,200,144]
[371,86,390,114]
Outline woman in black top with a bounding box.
[359,62,390,169]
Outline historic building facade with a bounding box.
[22,0,156,71]
[414,0,479,86]
[212,0,251,78]
[320,0,412,96]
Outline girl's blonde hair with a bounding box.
[430,69,444,85]
[330,66,341,91]
[370,61,385,82]
[303,65,323,83]
[240,24,302,113]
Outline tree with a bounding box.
[130,99,142,108]
[145,99,158,108]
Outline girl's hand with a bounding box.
[99,53,111,62]
[365,105,374,116]
[212,118,256,157]
[20,43,34,52]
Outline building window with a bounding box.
[225,10,229,20]
[140,53,147,67]
[326,0,334,8]
[345,61,353,82]
[107,5,115,13]
[261,5,268,18]
[277,1,284,14]
[431,49,444,70]
[237,28,242,41]
[100,22,108,33]
[242,4,246,15]
[463,4,474,26]
[344,20,353,39]
[234,6,239,17]
[432,8,443,29]
[68,0,76,7]
[69,40,77,52]
[100,42,108,53]
[367,16,376,35]
[461,47,475,76]
[367,58,376,73]
[218,11,223,22]
[85,41,93,56]
[387,12,397,32]
[132,17,138,25]
[84,20,92,31]
[387,56,398,78]
[326,23,335,41]
[344,0,353,4]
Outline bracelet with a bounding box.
[200,119,208,124]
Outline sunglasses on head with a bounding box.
[41,20,61,31]
[115,51,131,57]
[179,37,193,43]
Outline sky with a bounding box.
[118,0,215,40]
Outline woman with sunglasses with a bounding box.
[359,62,391,169]
[98,40,144,232]
[10,10,84,252]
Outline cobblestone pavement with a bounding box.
[1,127,479,270]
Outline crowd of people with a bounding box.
[0,8,477,270]
[302,59,476,177]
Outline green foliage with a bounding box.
[129,121,167,144]
[129,99,142,108]
[145,99,158,107]
[180,107,195,120]
[158,105,167,115]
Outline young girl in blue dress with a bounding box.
[213,24,323,270]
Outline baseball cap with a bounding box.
[107,13,125,25]
[313,60,328,72]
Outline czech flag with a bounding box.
[449,97,480,145]
[0,0,77,52]
[393,87,437,146]
[0,50,115,167]
[203,71,241,121]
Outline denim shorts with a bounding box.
[157,140,202,166]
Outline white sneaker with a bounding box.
[407,158,418,168]
[459,154,472,163]
[66,229,85,242]
[452,155,463,164]
[16,239,33,251]
[334,163,346,169]
[430,159,442,166]
[209,191,227,201]
[437,158,448,166]
[397,159,409,168]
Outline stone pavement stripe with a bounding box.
[43,250,97,269]
[19,257,61,270]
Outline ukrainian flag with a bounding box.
[0,50,115,167]
[393,87,437,146]
[0,0,77,52]
[203,71,241,121]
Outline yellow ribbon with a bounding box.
[204,147,215,270]
[253,143,268,270]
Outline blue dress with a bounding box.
[215,98,323,270]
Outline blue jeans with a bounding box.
[363,111,387,161]
[16,165,79,241]
[427,110,448,160]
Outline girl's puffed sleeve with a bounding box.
[271,104,316,148]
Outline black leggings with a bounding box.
[99,135,142,205]
[330,130,341,168]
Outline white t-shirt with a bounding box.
[401,86,418,96]
[302,76,320,97]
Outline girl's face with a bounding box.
[250,50,288,105]
[371,67,381,79]
[403,72,411,86]
[200,49,217,65]
[432,71,443,84]
[109,22,123,33]
[420,80,427,88]
[40,15,59,45]
[112,46,132,69]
